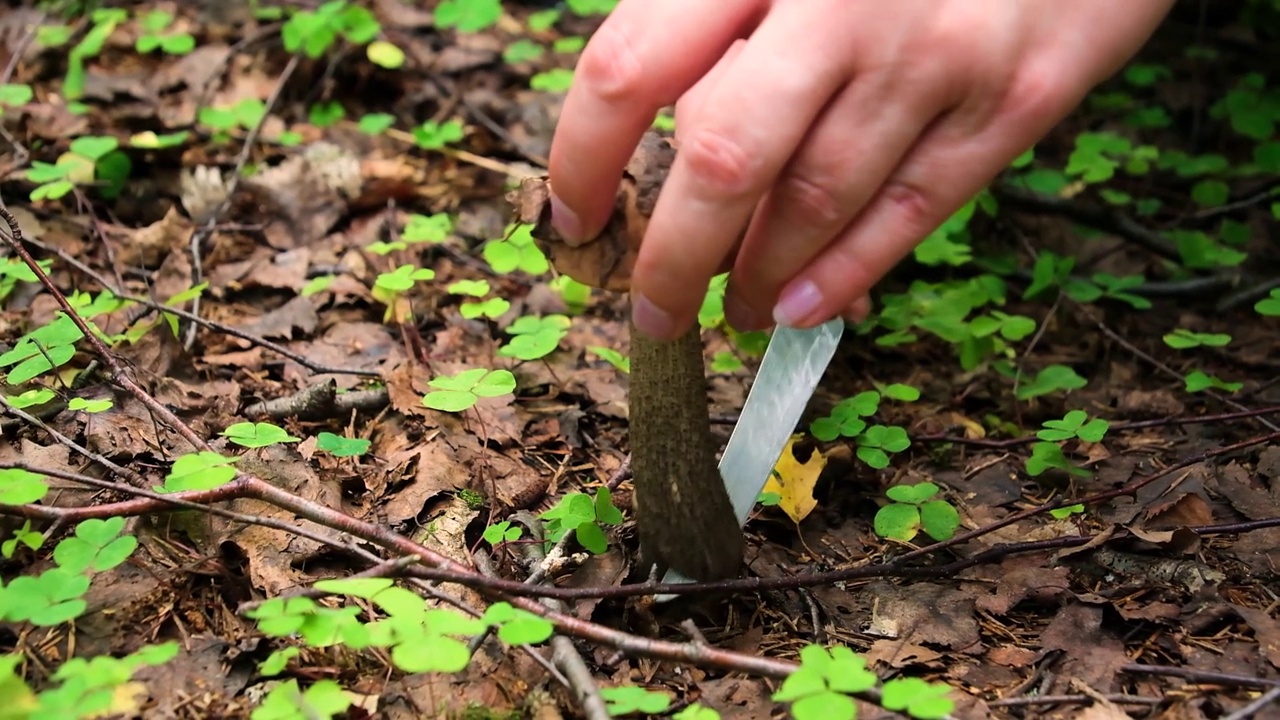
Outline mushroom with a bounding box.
[509,132,743,581]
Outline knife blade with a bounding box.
[657,317,845,596]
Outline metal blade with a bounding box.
[657,317,844,595]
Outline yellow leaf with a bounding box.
[761,435,827,524]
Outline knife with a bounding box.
[656,317,845,598]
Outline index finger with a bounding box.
[547,0,759,240]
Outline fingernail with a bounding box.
[549,191,584,242]
[773,280,823,327]
[632,293,676,339]
[725,295,764,332]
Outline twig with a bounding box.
[17,234,380,378]
[1078,301,1280,431]
[987,693,1162,708]
[185,52,303,351]
[993,184,1182,262]
[1222,686,1280,720]
[1121,663,1280,688]
[913,404,1280,448]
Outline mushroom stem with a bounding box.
[629,321,743,581]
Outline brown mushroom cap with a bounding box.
[508,132,675,293]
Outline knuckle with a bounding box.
[774,172,846,228]
[575,23,646,102]
[680,128,758,197]
[880,180,940,238]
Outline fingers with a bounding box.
[547,0,760,242]
[771,65,1083,328]
[721,67,959,332]
[629,3,855,339]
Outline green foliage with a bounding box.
[404,212,454,243]
[0,467,50,506]
[503,39,544,64]
[372,264,435,322]
[221,421,302,448]
[26,134,131,201]
[135,10,195,55]
[5,388,56,410]
[540,487,623,554]
[253,679,350,720]
[1050,503,1086,519]
[1036,410,1110,442]
[567,0,619,14]
[599,686,671,717]
[1,641,179,720]
[52,517,137,574]
[588,346,629,374]
[68,397,112,413]
[0,313,84,385]
[1016,365,1087,401]
[423,368,517,412]
[1210,72,1280,141]
[880,677,956,720]
[1026,410,1109,477]
[1184,370,1242,393]
[413,119,465,149]
[874,483,960,543]
[485,224,549,275]
[357,112,396,134]
[498,315,570,361]
[549,275,592,312]
[308,100,345,127]
[772,645,877,720]
[552,36,586,54]
[63,9,128,101]
[1163,328,1232,349]
[531,68,575,92]
[1256,289,1280,316]
[483,520,522,546]
[0,83,34,113]
[462,297,511,320]
[434,0,503,33]
[158,451,239,493]
[809,390,914,469]
[281,0,381,58]
[3,521,44,559]
[315,432,370,457]
[246,580,551,681]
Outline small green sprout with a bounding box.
[531,68,574,92]
[485,224,549,275]
[600,686,671,717]
[412,119,465,149]
[1163,328,1232,349]
[221,422,301,449]
[540,487,623,554]
[874,483,960,543]
[315,432,370,457]
[1016,364,1087,400]
[498,315,571,361]
[422,368,517,412]
[158,452,239,493]
[433,0,503,33]
[1184,370,1243,393]
[483,521,523,546]
[772,645,877,720]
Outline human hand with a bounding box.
[547,0,1174,340]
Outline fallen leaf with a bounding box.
[761,435,827,524]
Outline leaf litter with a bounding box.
[0,3,1278,720]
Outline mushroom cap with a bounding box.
[508,132,675,293]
